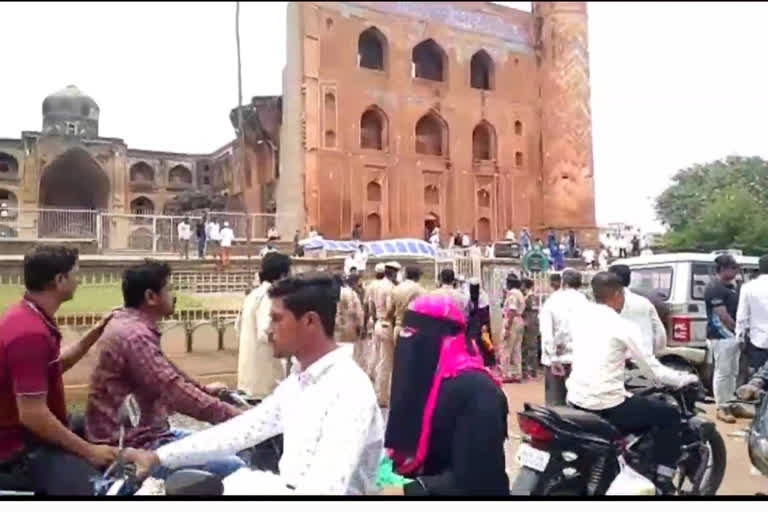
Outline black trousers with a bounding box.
[593,395,682,468]
[745,340,768,379]
[544,365,570,406]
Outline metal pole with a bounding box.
[235,1,253,281]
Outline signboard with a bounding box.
[523,249,550,273]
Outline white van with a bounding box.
[614,252,759,387]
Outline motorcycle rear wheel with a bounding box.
[694,428,727,496]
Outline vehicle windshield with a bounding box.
[629,266,673,300]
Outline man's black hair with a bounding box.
[268,272,338,337]
[439,268,456,285]
[24,245,79,292]
[562,269,583,289]
[715,254,739,273]
[122,260,172,308]
[760,255,768,275]
[608,264,631,287]
[549,273,562,285]
[591,271,624,303]
[521,278,534,291]
[259,252,292,283]
[405,266,422,281]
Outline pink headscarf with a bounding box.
[386,294,502,475]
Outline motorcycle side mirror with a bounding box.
[118,394,141,429]
[165,469,224,496]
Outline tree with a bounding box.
[655,156,768,255]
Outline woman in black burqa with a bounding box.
[381,294,509,496]
[466,278,495,368]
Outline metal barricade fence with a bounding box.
[99,213,203,254]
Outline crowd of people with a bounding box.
[6,241,768,496]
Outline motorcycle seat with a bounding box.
[547,406,622,440]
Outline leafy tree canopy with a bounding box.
[655,156,768,255]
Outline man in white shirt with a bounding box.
[609,264,667,357]
[538,269,587,405]
[736,255,768,376]
[177,218,192,260]
[353,245,368,274]
[219,221,235,269]
[206,219,221,266]
[128,273,384,495]
[505,227,516,242]
[236,252,290,399]
[566,271,698,494]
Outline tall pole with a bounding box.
[235,1,253,283]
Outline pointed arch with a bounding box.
[412,38,447,82]
[360,106,388,150]
[415,110,448,156]
[470,49,494,90]
[129,161,155,183]
[472,120,496,161]
[0,153,19,179]
[366,181,382,202]
[477,217,491,243]
[358,26,387,71]
[39,147,109,210]
[168,165,193,186]
[130,196,155,215]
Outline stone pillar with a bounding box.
[534,2,598,248]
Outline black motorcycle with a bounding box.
[511,378,727,496]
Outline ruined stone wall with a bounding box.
[290,1,542,241]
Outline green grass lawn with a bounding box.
[0,284,207,314]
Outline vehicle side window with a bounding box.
[691,263,716,300]
[629,266,673,300]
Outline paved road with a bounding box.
[502,378,766,495]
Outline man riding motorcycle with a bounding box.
[126,273,384,495]
[0,245,117,495]
[566,271,699,494]
[84,260,245,479]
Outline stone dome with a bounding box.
[42,85,100,138]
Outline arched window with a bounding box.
[515,120,523,136]
[129,162,155,183]
[477,189,491,208]
[325,130,337,148]
[130,196,155,215]
[360,107,387,150]
[415,112,447,156]
[168,165,192,185]
[470,50,493,90]
[472,121,496,161]
[358,27,386,71]
[515,152,524,167]
[412,39,446,82]
[367,181,382,202]
[424,185,439,206]
[0,153,19,178]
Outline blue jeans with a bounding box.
[151,429,246,480]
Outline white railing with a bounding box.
[0,207,293,254]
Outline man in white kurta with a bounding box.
[236,252,292,399]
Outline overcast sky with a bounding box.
[2,2,767,232]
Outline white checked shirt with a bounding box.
[736,275,768,350]
[157,347,384,495]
